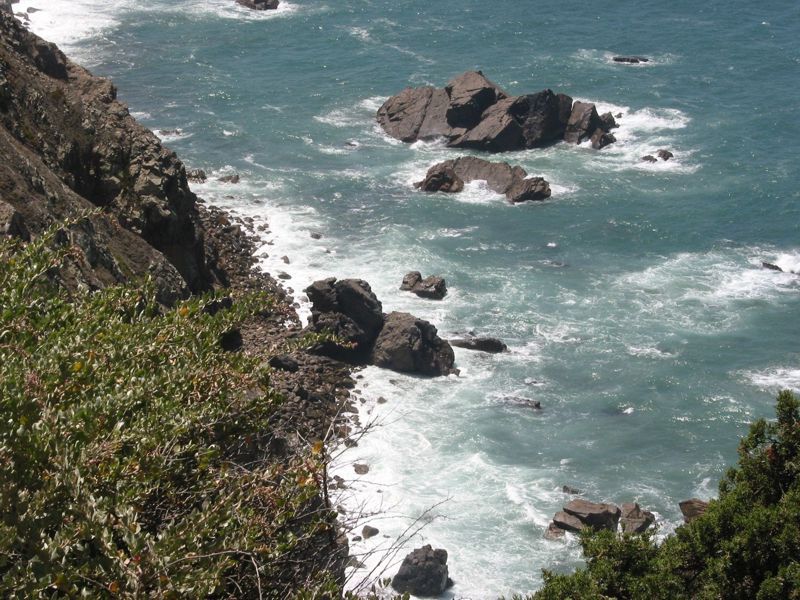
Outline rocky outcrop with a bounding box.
[400,271,448,299]
[371,312,456,376]
[0,10,227,303]
[236,0,279,9]
[305,278,455,376]
[545,498,656,539]
[620,502,655,534]
[415,156,551,203]
[378,71,616,153]
[679,498,709,523]
[642,149,673,163]
[762,262,783,272]
[450,337,507,353]
[392,545,453,597]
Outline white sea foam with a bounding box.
[745,367,800,393]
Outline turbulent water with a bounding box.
[18,0,800,596]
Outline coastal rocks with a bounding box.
[186,169,207,183]
[371,312,456,376]
[642,149,673,162]
[362,525,379,539]
[236,0,279,9]
[305,278,384,360]
[305,278,455,376]
[613,56,650,64]
[0,199,29,240]
[450,337,507,353]
[679,498,709,523]
[415,156,551,203]
[620,502,655,533]
[762,262,784,272]
[564,101,604,144]
[400,271,448,299]
[392,545,453,597]
[545,498,655,539]
[378,71,616,153]
[564,499,622,530]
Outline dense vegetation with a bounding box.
[0,222,342,598]
[530,390,800,600]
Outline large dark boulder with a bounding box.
[377,86,437,143]
[563,499,621,531]
[444,70,507,129]
[392,545,453,597]
[590,128,616,150]
[511,90,574,148]
[371,312,456,376]
[400,271,448,300]
[553,511,585,533]
[449,97,525,152]
[305,278,384,359]
[620,502,655,533]
[564,101,604,144]
[613,56,649,64]
[415,156,551,203]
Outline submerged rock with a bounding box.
[236,0,279,9]
[392,545,453,597]
[450,337,508,353]
[415,156,551,203]
[613,56,650,64]
[762,261,783,272]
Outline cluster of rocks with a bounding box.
[304,278,456,376]
[377,70,618,152]
[415,156,551,203]
[392,545,453,597]
[400,271,447,299]
[545,499,654,540]
[236,0,279,9]
[642,149,674,162]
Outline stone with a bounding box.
[416,156,550,203]
[268,354,299,372]
[414,165,464,193]
[679,498,709,523]
[613,56,650,64]
[544,522,566,540]
[186,168,207,182]
[376,86,437,143]
[641,155,658,163]
[353,463,369,475]
[449,97,524,152]
[392,545,452,597]
[563,499,622,531]
[310,232,323,239]
[564,101,604,144]
[562,485,582,495]
[657,149,674,161]
[400,271,448,300]
[590,128,617,150]
[762,262,783,272]
[444,70,507,129]
[620,502,655,533]
[371,312,456,377]
[362,525,379,539]
[0,200,30,240]
[450,337,507,353]
[553,511,585,533]
[512,90,574,148]
[599,111,618,131]
[218,174,240,184]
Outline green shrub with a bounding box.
[0,222,340,598]
[529,391,800,600]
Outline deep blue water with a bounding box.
[22,0,800,596]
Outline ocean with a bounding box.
[16,0,800,596]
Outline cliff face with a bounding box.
[0,10,224,303]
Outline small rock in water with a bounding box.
[762,261,783,272]
[354,463,369,475]
[613,55,650,64]
[641,155,658,163]
[362,525,379,539]
[281,255,290,264]
[657,149,674,161]
[277,271,291,280]
[562,485,582,495]
[218,173,240,184]
[310,231,323,239]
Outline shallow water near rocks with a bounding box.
[19,0,800,596]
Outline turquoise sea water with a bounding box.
[20,0,800,596]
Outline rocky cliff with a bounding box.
[0,10,226,303]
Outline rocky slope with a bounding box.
[0,8,226,303]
